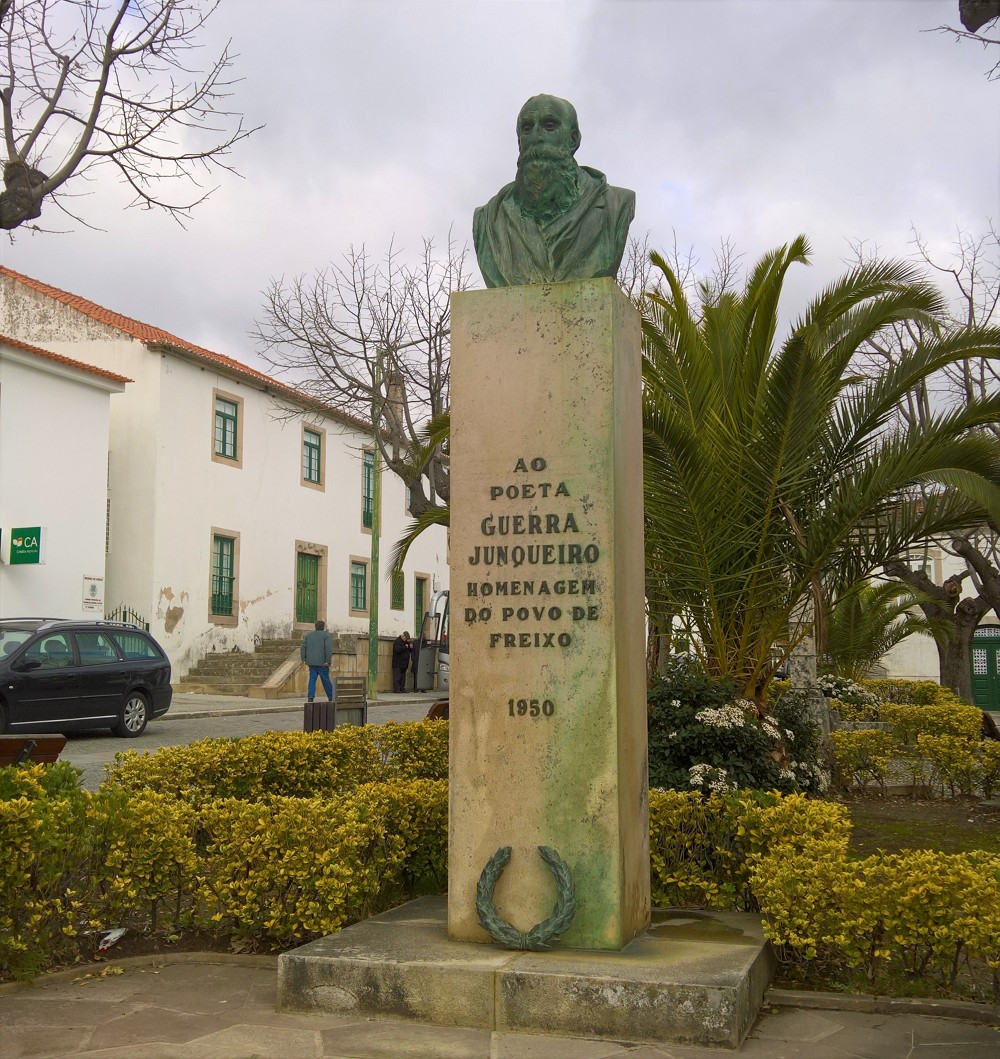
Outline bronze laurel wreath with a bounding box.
[475,845,576,950]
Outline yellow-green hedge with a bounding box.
[649,789,851,911]
[0,781,90,979]
[197,780,447,943]
[880,701,982,743]
[103,721,449,803]
[750,846,1000,999]
[859,679,955,706]
[830,681,994,796]
[1,730,449,980]
[4,725,999,1004]
[829,729,898,792]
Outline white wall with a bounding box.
[0,278,163,618]
[0,347,122,617]
[0,273,449,676]
[144,355,449,673]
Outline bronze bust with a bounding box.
[473,94,635,288]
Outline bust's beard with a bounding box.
[513,145,580,223]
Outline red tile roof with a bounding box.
[0,332,131,384]
[0,265,367,432]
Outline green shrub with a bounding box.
[88,787,199,934]
[0,767,90,980]
[196,779,447,945]
[880,701,982,743]
[0,760,83,800]
[750,844,1000,1001]
[104,722,450,804]
[647,655,826,793]
[104,728,379,803]
[826,680,995,798]
[860,679,952,705]
[648,789,851,911]
[829,729,898,793]
[0,729,451,980]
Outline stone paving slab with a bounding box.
[2,956,998,1059]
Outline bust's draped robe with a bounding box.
[473,167,635,288]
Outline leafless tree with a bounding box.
[0,0,257,231]
[254,235,474,518]
[620,230,741,319]
[935,0,1000,80]
[871,225,1000,699]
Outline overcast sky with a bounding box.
[1,0,996,371]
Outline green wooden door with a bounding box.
[971,626,1000,710]
[296,553,320,624]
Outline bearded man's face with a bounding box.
[513,97,581,223]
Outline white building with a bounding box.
[0,335,128,619]
[0,267,448,679]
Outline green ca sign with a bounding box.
[10,527,42,565]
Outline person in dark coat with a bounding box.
[392,631,413,693]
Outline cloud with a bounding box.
[0,0,994,369]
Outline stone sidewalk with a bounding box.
[2,955,997,1059]
[166,689,446,722]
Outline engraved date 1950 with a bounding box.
[507,698,555,717]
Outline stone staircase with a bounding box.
[176,637,302,695]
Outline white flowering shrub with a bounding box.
[817,674,881,710]
[648,656,827,794]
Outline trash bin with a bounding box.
[303,701,335,732]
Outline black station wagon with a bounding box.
[0,618,172,737]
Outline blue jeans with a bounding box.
[307,665,333,701]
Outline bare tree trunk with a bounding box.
[885,559,991,703]
[937,600,983,701]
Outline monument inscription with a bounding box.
[462,456,604,662]
[448,278,649,951]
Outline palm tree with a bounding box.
[642,235,1000,709]
[823,580,947,682]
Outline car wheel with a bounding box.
[0,702,7,734]
[114,691,149,737]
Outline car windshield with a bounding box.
[0,628,36,657]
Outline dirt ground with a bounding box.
[839,793,1000,856]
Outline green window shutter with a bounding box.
[351,561,368,612]
[362,450,374,528]
[390,569,405,611]
[414,576,427,637]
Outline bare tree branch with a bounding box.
[876,224,1000,697]
[935,1,1000,79]
[0,0,259,231]
[253,234,474,517]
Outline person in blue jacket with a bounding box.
[301,619,334,702]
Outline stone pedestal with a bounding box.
[448,278,650,950]
[278,897,775,1049]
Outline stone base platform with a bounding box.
[277,896,776,1049]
